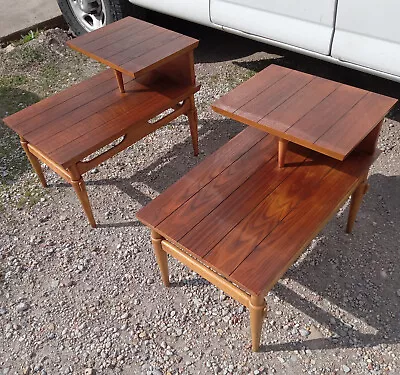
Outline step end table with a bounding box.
[3,17,201,227]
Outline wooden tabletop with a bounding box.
[67,17,199,79]
[212,64,397,160]
[3,69,199,168]
[137,127,376,295]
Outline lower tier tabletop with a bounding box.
[137,127,377,296]
[3,68,200,168]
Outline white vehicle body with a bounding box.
[130,0,400,82]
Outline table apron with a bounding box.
[161,239,253,307]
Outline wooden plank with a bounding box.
[136,127,267,227]
[204,151,337,276]
[47,81,199,166]
[179,143,310,258]
[111,31,182,67]
[316,92,397,158]
[234,70,314,123]
[22,73,134,141]
[34,75,191,153]
[66,16,138,49]
[259,77,340,132]
[3,70,115,129]
[75,21,154,54]
[92,25,166,60]
[230,151,375,295]
[285,84,367,146]
[156,135,278,240]
[211,65,291,115]
[120,36,198,78]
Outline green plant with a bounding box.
[19,29,40,44]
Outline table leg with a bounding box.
[278,138,289,168]
[69,165,96,228]
[346,176,369,233]
[151,230,170,287]
[114,70,125,93]
[19,136,47,187]
[249,295,266,352]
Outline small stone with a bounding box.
[0,307,7,315]
[396,290,400,297]
[120,312,130,320]
[5,44,15,53]
[299,328,310,337]
[16,302,29,313]
[342,365,351,373]
[175,328,183,336]
[84,369,96,375]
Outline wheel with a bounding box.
[57,0,143,36]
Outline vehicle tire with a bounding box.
[57,0,144,36]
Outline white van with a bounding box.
[57,0,400,82]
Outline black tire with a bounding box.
[57,0,144,36]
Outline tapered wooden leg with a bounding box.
[278,138,288,168]
[71,178,96,228]
[151,230,170,287]
[19,137,47,187]
[187,95,199,156]
[114,70,125,93]
[249,295,266,352]
[346,178,369,233]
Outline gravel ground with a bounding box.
[0,17,400,375]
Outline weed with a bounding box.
[17,29,41,45]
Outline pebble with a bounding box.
[16,302,29,313]
[342,364,351,373]
[299,328,310,337]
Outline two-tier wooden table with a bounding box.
[137,65,397,351]
[3,17,200,227]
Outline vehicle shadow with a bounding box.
[145,10,400,122]
[260,172,400,352]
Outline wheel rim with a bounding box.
[68,0,107,32]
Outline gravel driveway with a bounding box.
[1,15,399,375]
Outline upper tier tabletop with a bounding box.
[212,64,397,161]
[67,17,199,78]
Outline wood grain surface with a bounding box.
[212,64,397,160]
[4,69,199,168]
[137,128,378,296]
[67,17,199,79]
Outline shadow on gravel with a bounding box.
[0,87,41,183]
[51,118,244,227]
[262,173,400,352]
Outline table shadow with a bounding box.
[260,173,400,352]
[51,117,246,227]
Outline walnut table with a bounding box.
[3,17,200,227]
[137,66,397,351]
